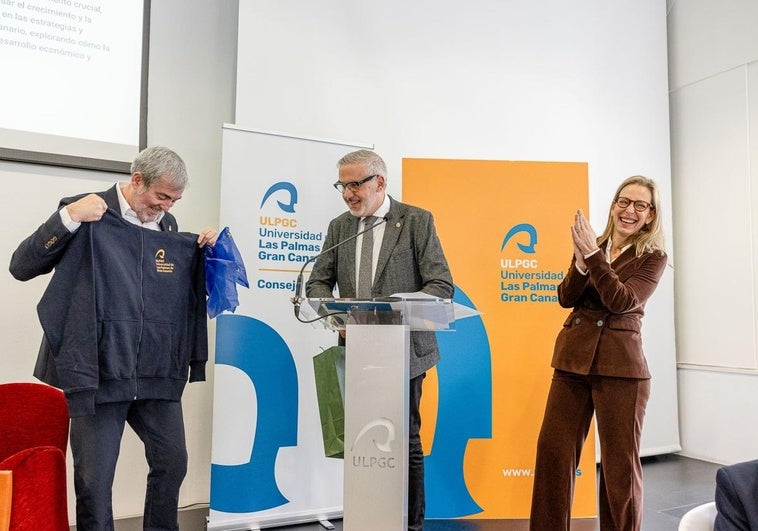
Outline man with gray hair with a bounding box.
[10,146,217,531]
[306,149,454,530]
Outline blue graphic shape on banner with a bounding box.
[260,181,298,213]
[425,288,492,518]
[501,223,537,253]
[211,314,298,512]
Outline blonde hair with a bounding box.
[597,175,665,256]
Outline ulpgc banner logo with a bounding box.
[404,158,597,519]
[260,181,298,213]
[255,181,324,293]
[499,222,564,304]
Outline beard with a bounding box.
[132,188,164,223]
[133,203,163,223]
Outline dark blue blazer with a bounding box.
[9,185,192,417]
[10,185,177,281]
[715,459,758,531]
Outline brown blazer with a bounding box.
[550,244,667,378]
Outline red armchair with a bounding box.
[0,382,70,531]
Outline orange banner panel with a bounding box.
[404,158,595,518]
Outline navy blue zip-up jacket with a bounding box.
[13,206,207,417]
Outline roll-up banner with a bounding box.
[403,158,596,519]
[208,125,368,529]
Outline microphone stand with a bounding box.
[291,215,389,323]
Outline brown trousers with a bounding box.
[529,370,650,531]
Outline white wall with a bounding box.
[669,0,758,463]
[0,0,237,521]
[235,0,679,455]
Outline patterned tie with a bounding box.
[357,216,378,298]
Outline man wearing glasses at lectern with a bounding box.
[306,149,453,531]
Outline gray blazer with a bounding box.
[306,196,454,378]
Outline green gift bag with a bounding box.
[313,346,346,459]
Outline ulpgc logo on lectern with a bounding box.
[350,417,397,469]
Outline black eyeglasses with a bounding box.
[615,197,653,212]
[333,174,378,193]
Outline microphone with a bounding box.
[292,214,390,320]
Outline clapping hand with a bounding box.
[570,209,598,270]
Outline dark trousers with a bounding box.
[530,370,650,531]
[409,373,425,531]
[70,400,188,531]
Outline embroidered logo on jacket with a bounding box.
[154,249,175,273]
